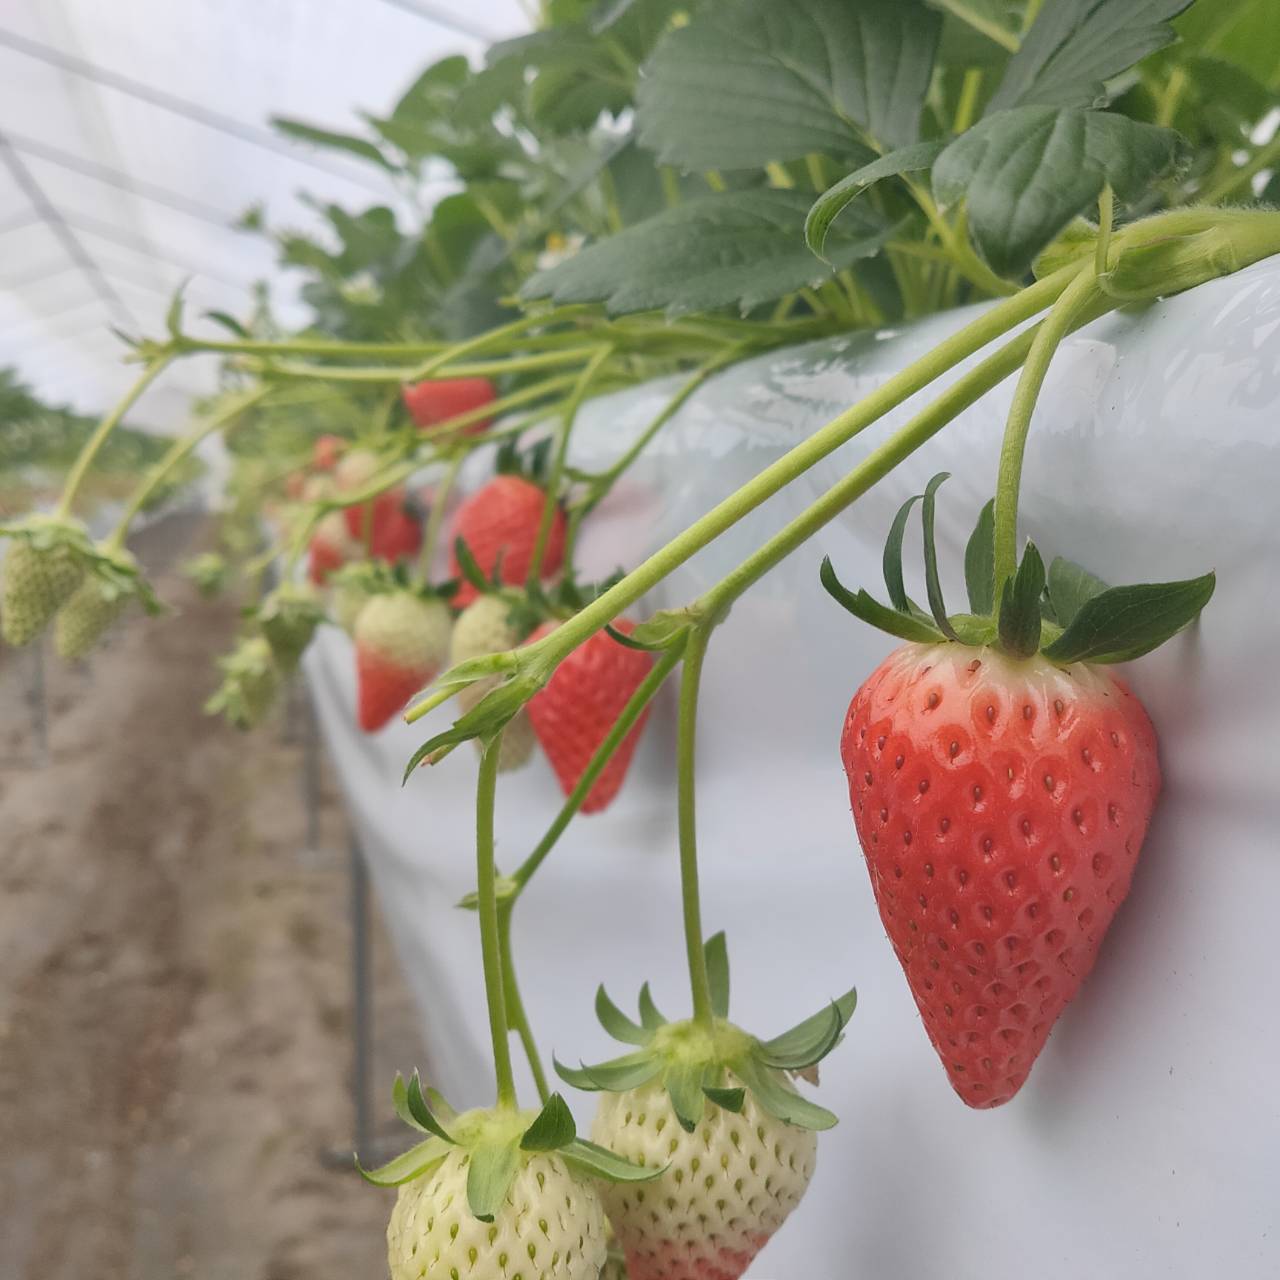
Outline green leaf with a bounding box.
[521,1093,578,1151]
[997,541,1046,657]
[406,1071,455,1143]
[596,985,652,1046]
[704,932,730,1020]
[1046,556,1110,627]
[989,0,1193,112]
[1043,572,1215,664]
[703,1085,747,1112]
[805,140,947,260]
[820,558,946,644]
[467,1140,521,1222]
[522,190,895,317]
[933,105,1187,277]
[355,1136,450,1187]
[636,0,942,169]
[758,988,858,1070]
[637,983,666,1031]
[732,1055,839,1131]
[270,117,396,171]
[964,499,997,615]
[883,493,925,613]
[666,1059,708,1132]
[922,472,961,640]
[561,1138,665,1183]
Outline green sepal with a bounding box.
[820,558,945,644]
[883,492,924,613]
[467,1139,521,1223]
[555,1049,661,1093]
[610,607,699,652]
[703,1085,746,1113]
[731,1054,838,1132]
[948,613,999,647]
[392,1072,432,1136]
[997,542,1046,658]
[1043,572,1215,665]
[520,1093,578,1152]
[964,499,996,615]
[665,1058,708,1133]
[453,536,497,594]
[757,988,857,1071]
[921,472,960,641]
[355,1136,451,1187]
[561,1138,665,1184]
[595,985,652,1047]
[637,983,667,1031]
[406,1070,456,1143]
[705,932,730,1020]
[402,671,543,778]
[1046,556,1110,628]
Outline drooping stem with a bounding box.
[106,385,268,551]
[677,625,715,1027]
[57,356,173,519]
[497,904,550,1105]
[406,305,596,380]
[249,346,603,384]
[991,268,1101,592]
[476,732,518,1110]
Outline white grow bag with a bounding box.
[304,257,1280,1279]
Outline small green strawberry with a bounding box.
[205,636,280,730]
[1,518,92,647]
[257,582,325,671]
[53,545,161,662]
[182,552,229,598]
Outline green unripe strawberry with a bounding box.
[205,636,281,730]
[258,583,324,671]
[54,578,130,660]
[2,539,83,647]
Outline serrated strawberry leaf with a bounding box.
[1046,556,1110,627]
[922,472,961,641]
[1042,573,1215,664]
[704,1085,747,1113]
[704,932,730,1020]
[355,1136,451,1187]
[596,985,652,1047]
[467,1140,520,1222]
[522,190,896,317]
[998,541,1046,657]
[758,988,857,1071]
[521,1093,578,1152]
[637,0,942,169]
[666,1059,708,1133]
[732,1055,839,1131]
[637,983,667,1031]
[964,499,997,615]
[821,558,946,644]
[562,1138,665,1183]
[806,140,947,261]
[883,492,925,613]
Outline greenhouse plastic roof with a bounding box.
[0,0,531,425]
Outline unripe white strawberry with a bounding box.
[2,539,83,646]
[590,1075,816,1280]
[449,593,537,771]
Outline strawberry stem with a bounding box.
[498,902,550,1106]
[476,731,519,1110]
[677,625,716,1028]
[418,451,463,582]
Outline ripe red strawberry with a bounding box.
[312,433,345,470]
[334,449,403,546]
[525,619,653,813]
[369,503,422,565]
[354,590,451,732]
[842,643,1159,1107]
[448,475,564,609]
[402,377,496,434]
[825,475,1213,1107]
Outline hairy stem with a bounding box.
[498,904,550,1105]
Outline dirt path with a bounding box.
[0,515,421,1279]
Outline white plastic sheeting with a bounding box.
[0,0,527,418]
[305,256,1280,1278]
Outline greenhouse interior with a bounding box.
[2,1,1278,1277]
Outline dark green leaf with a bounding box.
[989,0,1193,112]
[759,988,857,1070]
[561,1138,664,1183]
[997,541,1046,657]
[596,985,652,1046]
[637,983,666,1031]
[271,117,395,170]
[806,140,947,260]
[1046,556,1110,627]
[522,190,895,317]
[820,557,946,644]
[521,1093,578,1152]
[732,1055,839,1131]
[964,499,997,614]
[705,932,730,1020]
[1043,572,1215,664]
[921,472,961,640]
[467,1140,520,1222]
[666,1059,708,1132]
[637,0,942,168]
[883,493,924,613]
[703,1085,747,1112]
[934,106,1187,277]
[355,1136,450,1186]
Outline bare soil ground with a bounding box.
[0,514,422,1279]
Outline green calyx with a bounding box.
[822,472,1215,666]
[358,1071,660,1219]
[254,583,326,671]
[555,933,856,1134]
[204,635,280,730]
